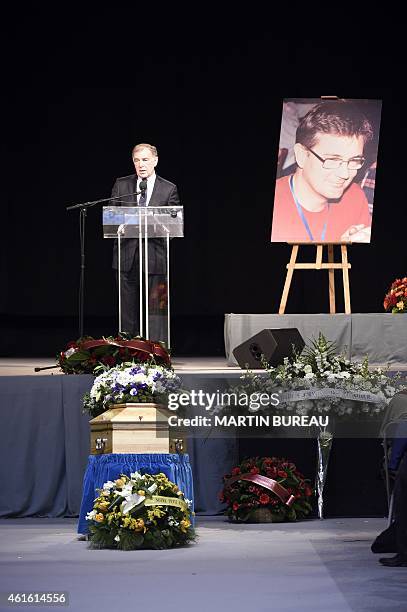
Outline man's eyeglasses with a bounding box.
[304,145,365,170]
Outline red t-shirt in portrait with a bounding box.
[271,175,372,242]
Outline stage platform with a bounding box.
[1,353,406,378]
[0,356,243,377]
[0,363,241,519]
[0,363,398,521]
[225,313,407,367]
[1,342,405,521]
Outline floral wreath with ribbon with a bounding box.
[58,333,170,374]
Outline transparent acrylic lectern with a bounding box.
[103,206,184,348]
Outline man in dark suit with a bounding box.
[111,143,180,341]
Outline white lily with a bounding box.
[114,484,134,500]
[121,493,145,515]
[102,481,115,490]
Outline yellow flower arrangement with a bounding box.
[86,472,195,551]
[180,519,191,532]
[97,501,109,512]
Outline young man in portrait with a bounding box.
[271,100,373,243]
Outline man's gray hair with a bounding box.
[132,143,158,158]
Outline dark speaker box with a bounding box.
[232,328,305,369]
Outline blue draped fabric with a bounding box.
[0,375,92,518]
[77,453,194,534]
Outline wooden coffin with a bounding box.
[89,403,186,455]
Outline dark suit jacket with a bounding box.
[111,173,180,273]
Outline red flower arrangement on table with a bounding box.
[383,277,407,313]
[220,456,313,523]
[58,333,170,374]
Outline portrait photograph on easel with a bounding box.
[271,98,382,244]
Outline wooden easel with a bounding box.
[279,243,351,314]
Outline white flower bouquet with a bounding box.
[83,362,182,417]
[231,333,407,419]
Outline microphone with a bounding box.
[139,179,147,192]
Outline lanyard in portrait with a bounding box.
[289,175,330,242]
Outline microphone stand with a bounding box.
[66,191,141,338]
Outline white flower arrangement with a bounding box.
[233,333,407,419]
[83,362,182,417]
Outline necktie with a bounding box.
[139,182,147,206]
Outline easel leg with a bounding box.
[279,245,298,314]
[341,245,351,314]
[328,244,336,314]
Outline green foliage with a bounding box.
[301,333,339,370]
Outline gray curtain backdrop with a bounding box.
[225,313,407,366]
[0,375,92,517]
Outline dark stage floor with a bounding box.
[1,517,406,612]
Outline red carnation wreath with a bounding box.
[58,334,170,374]
[220,456,313,523]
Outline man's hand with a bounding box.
[340,224,371,243]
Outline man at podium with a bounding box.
[111,143,180,341]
